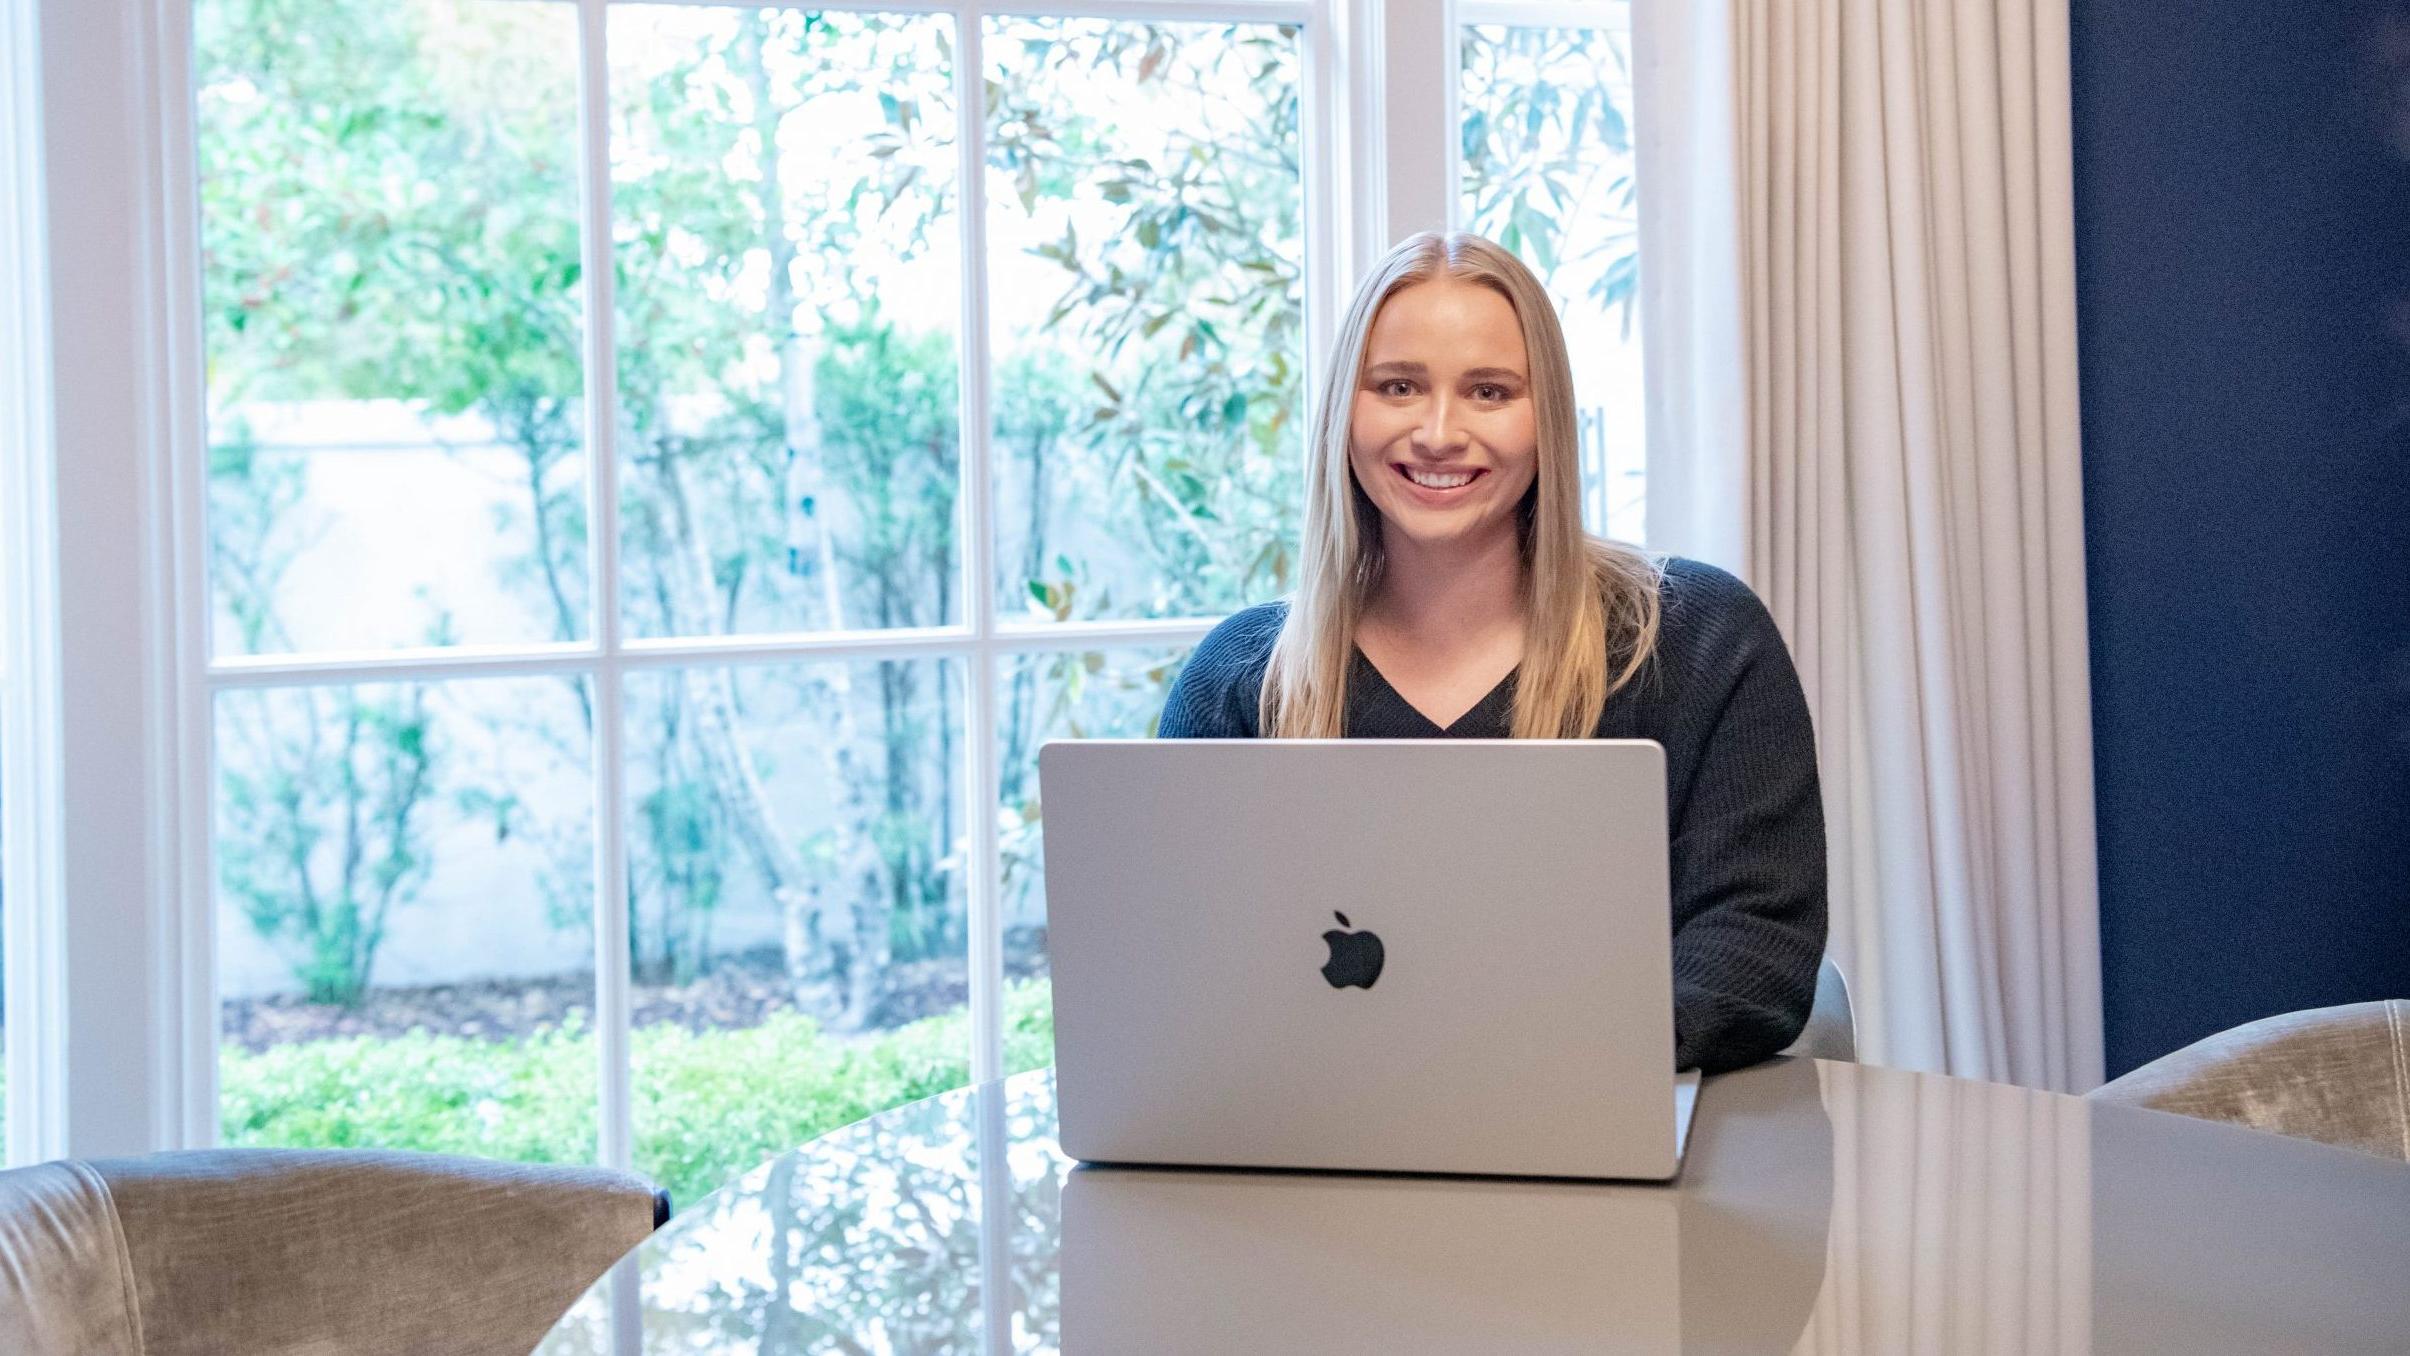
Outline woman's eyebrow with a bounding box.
[1461,366,1527,384]
[1363,360,1426,376]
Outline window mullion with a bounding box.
[1,0,60,1166]
[152,0,219,1154]
[1456,0,1620,30]
[595,0,1315,23]
[956,11,1015,1354]
[954,1,1006,1095]
[1303,0,1344,397]
[209,642,607,688]
[1378,0,1459,241]
[576,0,635,1178]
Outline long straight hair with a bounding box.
[1259,232,1662,739]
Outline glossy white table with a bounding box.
[534,1059,2410,1354]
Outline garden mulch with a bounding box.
[219,945,1044,1052]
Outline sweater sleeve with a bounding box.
[1156,603,1285,739]
[1659,567,1829,1073]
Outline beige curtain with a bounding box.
[1634,0,2103,1090]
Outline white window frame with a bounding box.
[9,0,1624,1171]
[9,0,207,1161]
[2,0,64,1168]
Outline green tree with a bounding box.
[605,12,967,1021]
[988,21,1309,620]
[217,682,439,1007]
[197,0,1630,1028]
[198,0,583,1004]
[1460,23,1640,330]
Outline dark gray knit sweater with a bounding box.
[1156,556,1828,1074]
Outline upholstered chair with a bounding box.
[2088,1000,2410,1163]
[0,1148,666,1355]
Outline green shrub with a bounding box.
[221,979,1057,1209]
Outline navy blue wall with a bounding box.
[2071,1,2410,1076]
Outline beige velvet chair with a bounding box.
[2088,999,2410,1163]
[0,1148,665,1356]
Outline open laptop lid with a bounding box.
[1042,739,1685,1180]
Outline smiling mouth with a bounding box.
[1396,464,1486,491]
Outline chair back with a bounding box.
[0,1161,142,1355]
[0,1148,660,1356]
[2089,999,2410,1163]
[1780,957,1857,1063]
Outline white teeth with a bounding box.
[1404,467,1477,490]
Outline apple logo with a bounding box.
[1320,911,1386,990]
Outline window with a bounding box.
[1460,8,1643,541]
[20,0,1637,1216]
[194,0,1308,1207]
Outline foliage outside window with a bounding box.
[196,0,1302,1199]
[1461,19,1645,541]
[188,0,1636,1211]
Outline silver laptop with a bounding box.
[1039,738,1700,1181]
[1059,1163,1679,1353]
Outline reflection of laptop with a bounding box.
[1060,1163,1680,1354]
[1039,739,1700,1181]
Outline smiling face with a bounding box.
[1346,277,1540,556]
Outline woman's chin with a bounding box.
[1379,505,1512,551]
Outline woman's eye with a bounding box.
[1379,379,1415,397]
[1473,384,1509,402]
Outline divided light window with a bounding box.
[182,0,1633,1212]
[197,0,1306,1206]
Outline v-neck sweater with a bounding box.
[1156,556,1829,1074]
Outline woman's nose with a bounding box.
[1414,393,1468,453]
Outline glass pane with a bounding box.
[612,9,962,639]
[626,659,968,1207]
[217,677,596,1163]
[996,646,1189,1077]
[986,19,1307,624]
[1460,21,1646,543]
[196,0,590,655]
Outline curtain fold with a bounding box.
[1636,0,2102,1090]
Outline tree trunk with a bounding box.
[999,422,1055,806]
[738,15,888,1029]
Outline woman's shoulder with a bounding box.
[1655,554,1758,612]
[1159,599,1289,738]
[1652,556,1776,631]
[1187,599,1290,675]
[1644,556,1790,682]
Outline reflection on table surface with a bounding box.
[535,1058,2410,1355]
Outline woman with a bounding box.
[1158,232,1826,1074]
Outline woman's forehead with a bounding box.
[1364,279,1526,366]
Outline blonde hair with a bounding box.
[1259,232,1662,739]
